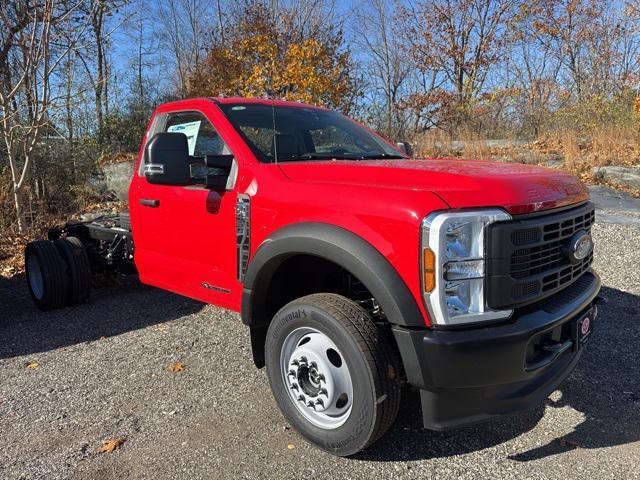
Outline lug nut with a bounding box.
[287,369,296,377]
[307,401,315,409]
[320,388,328,396]
[297,395,305,402]
[290,383,299,391]
[315,399,324,407]
[291,359,299,366]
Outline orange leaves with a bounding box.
[26,361,39,369]
[186,2,356,112]
[97,438,125,453]
[167,362,185,373]
[634,96,640,117]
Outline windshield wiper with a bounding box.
[277,152,406,162]
[359,153,406,160]
[280,153,364,161]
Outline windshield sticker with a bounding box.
[167,120,201,155]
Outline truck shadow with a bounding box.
[359,286,640,462]
[0,274,205,360]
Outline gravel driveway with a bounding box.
[1,220,639,480]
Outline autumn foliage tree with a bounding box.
[398,0,521,132]
[186,1,357,112]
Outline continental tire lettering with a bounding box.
[271,308,308,340]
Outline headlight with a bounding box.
[421,209,513,326]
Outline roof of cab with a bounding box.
[154,97,330,115]
[211,96,326,109]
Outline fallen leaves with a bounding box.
[167,362,185,373]
[26,361,39,369]
[97,438,125,453]
[287,443,296,450]
[0,233,28,278]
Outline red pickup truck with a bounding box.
[25,97,602,456]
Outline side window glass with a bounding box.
[164,111,227,156]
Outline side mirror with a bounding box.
[144,132,237,190]
[396,141,414,158]
[144,132,191,186]
[201,154,235,189]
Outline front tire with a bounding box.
[265,293,401,456]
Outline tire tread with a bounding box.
[54,236,91,305]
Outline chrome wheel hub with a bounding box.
[281,327,353,429]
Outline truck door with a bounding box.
[130,109,240,310]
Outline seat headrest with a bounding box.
[271,134,299,158]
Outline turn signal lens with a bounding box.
[423,248,436,292]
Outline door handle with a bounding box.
[140,198,160,207]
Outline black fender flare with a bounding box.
[241,222,425,329]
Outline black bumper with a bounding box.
[392,270,602,430]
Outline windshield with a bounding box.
[218,103,405,163]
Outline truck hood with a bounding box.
[278,158,589,214]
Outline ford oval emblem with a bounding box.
[565,231,593,263]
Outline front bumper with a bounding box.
[392,270,602,430]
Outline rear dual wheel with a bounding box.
[25,237,91,311]
[265,293,402,457]
[54,236,91,305]
[25,240,68,311]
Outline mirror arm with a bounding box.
[184,155,236,190]
[205,154,234,168]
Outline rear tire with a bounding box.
[265,293,401,456]
[25,240,69,311]
[54,236,91,305]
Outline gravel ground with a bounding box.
[1,220,639,480]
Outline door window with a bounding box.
[164,111,228,156]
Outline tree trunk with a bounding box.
[92,4,105,142]
[13,183,27,234]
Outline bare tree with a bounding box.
[352,0,413,138]
[74,0,125,140]
[400,0,520,129]
[0,0,87,232]
[156,0,218,97]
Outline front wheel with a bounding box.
[265,293,401,456]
